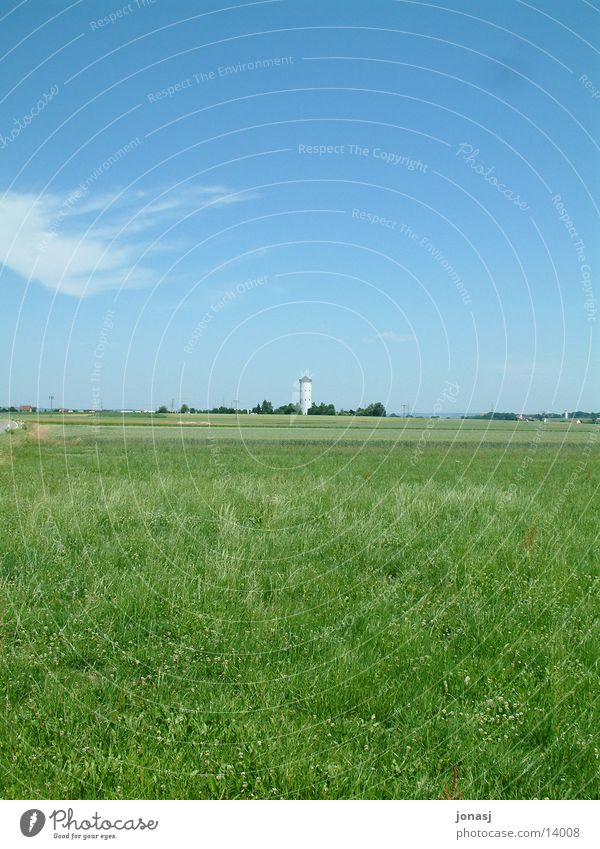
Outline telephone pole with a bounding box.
[49,394,54,412]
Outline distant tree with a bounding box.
[180,404,189,414]
[157,405,168,413]
[469,412,517,421]
[357,401,386,417]
[250,400,276,414]
[308,402,336,416]
[274,402,298,414]
[571,410,599,419]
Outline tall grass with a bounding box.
[0,426,598,799]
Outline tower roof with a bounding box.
[299,375,312,383]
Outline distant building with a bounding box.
[19,405,33,412]
[299,374,312,415]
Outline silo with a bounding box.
[299,375,312,415]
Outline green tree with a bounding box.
[307,402,336,416]
[274,402,298,414]
[179,404,189,414]
[157,405,168,414]
[357,402,386,417]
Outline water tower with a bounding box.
[299,374,312,415]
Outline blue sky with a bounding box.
[1,0,598,413]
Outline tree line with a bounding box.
[155,401,387,416]
[247,400,386,416]
[465,411,600,421]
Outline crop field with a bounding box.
[0,417,598,800]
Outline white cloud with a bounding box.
[0,184,255,297]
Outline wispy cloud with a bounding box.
[0,184,255,297]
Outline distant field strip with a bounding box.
[36,421,599,445]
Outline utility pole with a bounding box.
[49,394,54,412]
[171,398,174,413]
[402,403,408,418]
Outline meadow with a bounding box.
[0,416,598,799]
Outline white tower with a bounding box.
[299,374,312,415]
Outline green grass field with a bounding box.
[1,416,598,799]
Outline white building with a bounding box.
[299,374,312,415]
